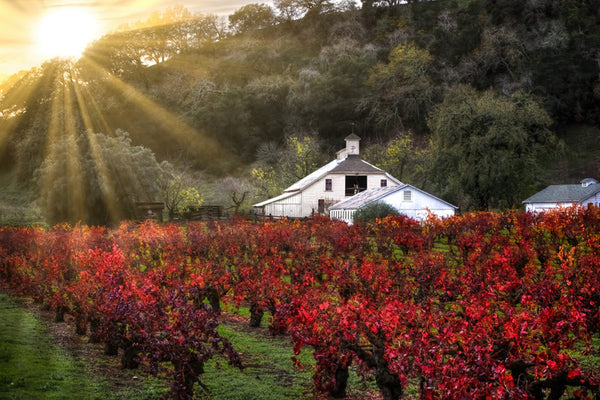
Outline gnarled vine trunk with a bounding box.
[330,366,349,398]
[249,302,264,327]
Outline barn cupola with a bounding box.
[345,133,361,156]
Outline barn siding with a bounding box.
[262,193,303,218]
[383,189,455,220]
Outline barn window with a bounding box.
[404,190,412,201]
[325,179,332,191]
[380,179,387,187]
[345,176,367,196]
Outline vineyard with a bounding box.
[1,208,599,400]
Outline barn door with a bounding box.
[318,199,325,214]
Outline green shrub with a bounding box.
[352,201,399,224]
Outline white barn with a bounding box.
[252,134,402,218]
[329,184,458,224]
[522,178,600,213]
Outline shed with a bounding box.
[329,184,458,224]
[522,178,600,212]
[136,202,164,222]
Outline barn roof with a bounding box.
[252,191,297,208]
[283,156,398,193]
[329,155,384,175]
[284,159,341,192]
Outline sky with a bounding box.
[0,0,263,77]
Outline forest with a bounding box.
[1,0,600,225]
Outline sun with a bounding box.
[35,8,100,59]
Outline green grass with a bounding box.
[0,292,108,400]
[203,322,315,400]
[0,293,168,400]
[202,308,379,400]
[0,296,379,400]
[202,306,317,399]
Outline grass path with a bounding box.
[204,313,316,400]
[0,292,167,400]
[0,293,379,400]
[0,292,108,400]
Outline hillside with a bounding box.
[1,0,599,222]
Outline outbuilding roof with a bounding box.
[522,181,600,204]
[329,184,458,211]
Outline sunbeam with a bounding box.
[79,55,228,166]
[39,64,86,223]
[71,81,125,223]
[1,6,236,225]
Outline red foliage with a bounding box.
[1,208,599,399]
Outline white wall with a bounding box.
[383,188,456,220]
[262,193,303,218]
[524,202,570,213]
[585,193,600,207]
[526,195,600,213]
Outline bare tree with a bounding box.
[222,176,254,215]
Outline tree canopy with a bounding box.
[427,85,557,211]
[35,130,165,225]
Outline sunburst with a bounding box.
[35,8,100,59]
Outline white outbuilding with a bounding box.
[522,178,600,213]
[329,184,458,224]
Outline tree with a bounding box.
[288,38,377,141]
[159,162,206,220]
[221,176,254,215]
[362,132,418,183]
[229,4,276,35]
[253,133,324,199]
[361,42,436,135]
[81,7,226,80]
[274,0,334,21]
[251,132,326,200]
[136,5,198,65]
[1,59,85,178]
[427,85,557,211]
[274,0,305,22]
[35,130,165,225]
[82,28,146,77]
